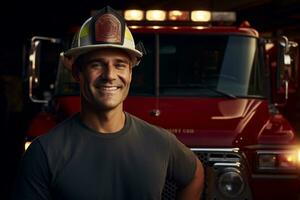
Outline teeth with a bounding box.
[101,86,118,91]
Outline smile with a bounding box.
[96,85,121,92]
[101,86,119,91]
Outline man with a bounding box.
[13,6,204,200]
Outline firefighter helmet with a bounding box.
[63,6,143,69]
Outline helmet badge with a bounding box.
[95,14,121,44]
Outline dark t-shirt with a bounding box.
[13,113,196,200]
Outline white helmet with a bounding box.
[63,6,143,69]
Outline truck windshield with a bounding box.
[54,33,265,98]
[130,33,265,98]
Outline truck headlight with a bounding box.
[218,168,244,198]
[257,150,300,170]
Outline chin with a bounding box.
[94,101,122,111]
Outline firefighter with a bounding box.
[13,6,204,200]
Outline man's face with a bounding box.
[78,48,132,111]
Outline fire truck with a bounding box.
[24,9,300,199]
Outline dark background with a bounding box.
[1,0,300,199]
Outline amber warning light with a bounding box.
[122,9,236,22]
[257,149,300,171]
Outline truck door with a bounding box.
[124,33,159,124]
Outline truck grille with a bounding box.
[162,148,252,200]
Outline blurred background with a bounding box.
[1,0,300,199]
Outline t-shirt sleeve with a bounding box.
[167,132,197,188]
[12,139,51,200]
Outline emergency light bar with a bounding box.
[124,10,144,21]
[191,10,211,22]
[168,10,189,21]
[146,10,167,21]
[123,9,236,22]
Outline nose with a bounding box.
[101,64,117,81]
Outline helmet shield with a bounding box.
[91,7,125,45]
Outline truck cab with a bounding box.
[24,10,300,199]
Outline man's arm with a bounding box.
[176,158,204,200]
[12,140,51,200]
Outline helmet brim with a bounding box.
[64,44,143,66]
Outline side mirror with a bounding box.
[28,36,62,104]
[275,36,299,106]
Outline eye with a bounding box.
[87,61,104,69]
[115,62,129,69]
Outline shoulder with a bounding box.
[27,113,88,178]
[32,113,85,164]
[37,113,80,145]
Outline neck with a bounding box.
[80,104,125,134]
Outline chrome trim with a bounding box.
[209,157,240,162]
[31,36,61,43]
[214,162,241,167]
[28,36,61,104]
[191,147,239,152]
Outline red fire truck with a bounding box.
[24,9,300,199]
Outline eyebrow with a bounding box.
[84,58,105,65]
[112,57,131,64]
[85,57,130,65]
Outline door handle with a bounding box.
[149,109,161,117]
